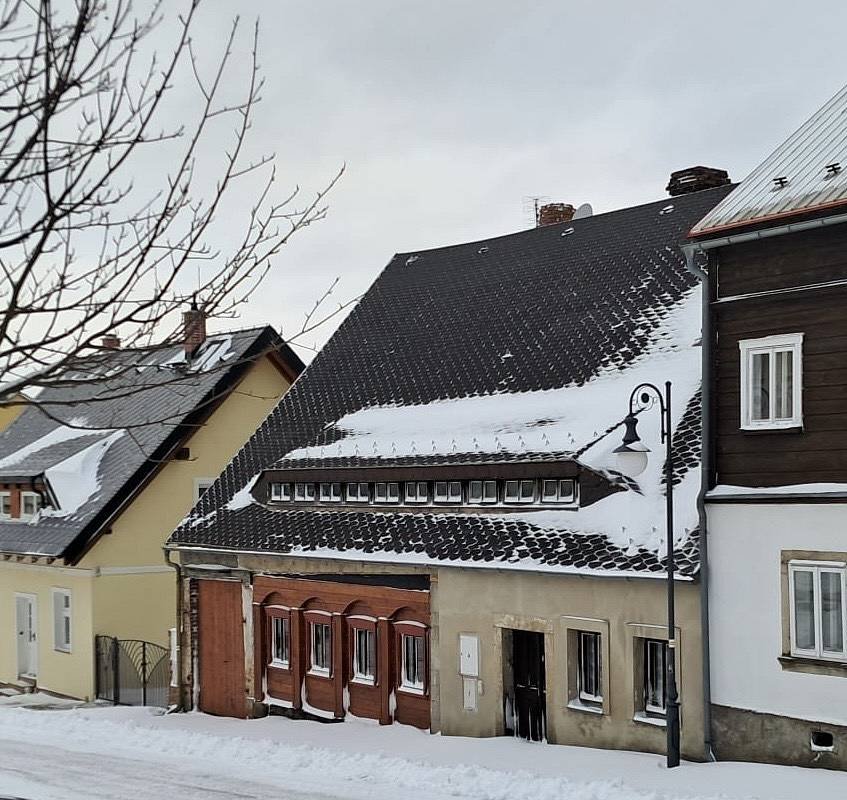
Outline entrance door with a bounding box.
[512,629,545,741]
[15,594,37,678]
[197,579,246,718]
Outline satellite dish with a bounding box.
[573,202,593,220]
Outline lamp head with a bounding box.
[613,413,651,476]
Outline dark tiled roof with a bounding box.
[171,186,733,576]
[0,327,297,558]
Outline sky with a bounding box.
[163,0,847,359]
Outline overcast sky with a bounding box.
[183,0,847,358]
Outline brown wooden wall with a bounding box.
[712,225,847,486]
[197,579,247,718]
[253,575,430,729]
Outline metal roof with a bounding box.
[691,84,847,237]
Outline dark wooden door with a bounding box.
[197,579,246,718]
[513,630,546,741]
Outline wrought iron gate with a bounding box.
[95,635,170,707]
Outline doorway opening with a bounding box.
[504,628,546,741]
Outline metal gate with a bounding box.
[95,635,170,708]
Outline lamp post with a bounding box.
[613,380,680,769]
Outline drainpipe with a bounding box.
[683,243,716,762]
[164,547,183,712]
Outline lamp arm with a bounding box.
[627,382,669,443]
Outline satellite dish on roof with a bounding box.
[573,203,593,220]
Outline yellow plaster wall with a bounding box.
[0,562,95,699]
[0,397,25,433]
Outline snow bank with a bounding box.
[708,483,847,499]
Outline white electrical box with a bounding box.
[462,677,477,711]
[459,633,479,677]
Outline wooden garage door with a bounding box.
[197,579,246,718]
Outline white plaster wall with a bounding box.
[708,502,847,724]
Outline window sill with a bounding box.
[740,424,803,435]
[567,699,603,716]
[307,668,331,679]
[269,660,290,671]
[397,685,425,696]
[351,676,376,686]
[633,711,666,728]
[778,655,847,677]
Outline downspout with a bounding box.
[164,547,184,712]
[683,243,716,762]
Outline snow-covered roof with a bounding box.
[172,185,733,577]
[0,327,297,558]
[691,84,847,237]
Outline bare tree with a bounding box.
[0,0,345,409]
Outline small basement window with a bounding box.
[319,482,341,502]
[346,482,370,503]
[374,482,400,503]
[504,479,535,504]
[541,479,576,504]
[405,481,429,503]
[270,482,291,501]
[740,333,803,429]
[294,482,315,502]
[811,731,835,751]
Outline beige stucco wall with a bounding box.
[435,568,703,760]
[0,355,290,698]
[0,396,25,433]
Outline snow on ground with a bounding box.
[2,704,846,800]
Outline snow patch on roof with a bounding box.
[225,473,261,511]
[708,483,847,499]
[0,419,100,471]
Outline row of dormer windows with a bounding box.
[0,489,42,521]
[268,478,577,507]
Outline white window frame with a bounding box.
[400,633,425,693]
[577,630,603,705]
[405,481,428,504]
[504,479,535,504]
[193,478,214,503]
[310,622,332,676]
[271,616,290,667]
[319,482,341,502]
[294,482,315,502]
[52,588,72,653]
[270,482,291,501]
[468,480,498,505]
[0,490,12,519]
[643,638,667,716]
[352,627,376,684]
[739,333,803,430]
[789,560,847,662]
[541,479,576,504]
[374,482,400,503]
[346,482,370,503]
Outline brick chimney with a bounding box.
[537,203,576,227]
[182,301,207,356]
[666,166,730,196]
[101,334,121,350]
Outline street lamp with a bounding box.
[613,380,681,769]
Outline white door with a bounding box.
[15,594,37,678]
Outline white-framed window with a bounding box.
[346,482,370,503]
[504,479,535,504]
[577,631,602,705]
[739,333,803,429]
[401,633,425,692]
[434,481,462,503]
[319,482,341,502]
[310,622,332,675]
[52,588,72,653]
[643,638,667,716]
[352,628,376,682]
[374,482,400,503]
[468,480,497,505]
[405,481,429,503]
[0,491,12,518]
[270,482,291,501]
[194,479,214,503]
[271,616,290,666]
[294,482,315,502]
[789,561,847,661]
[541,479,576,504]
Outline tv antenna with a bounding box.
[522,195,548,228]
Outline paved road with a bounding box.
[0,738,335,800]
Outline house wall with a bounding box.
[707,501,847,768]
[435,568,703,760]
[0,398,24,433]
[0,562,95,699]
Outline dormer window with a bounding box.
[0,492,10,518]
[505,479,535,504]
[406,481,428,503]
[346,482,370,503]
[375,482,400,503]
[320,482,341,502]
[434,481,462,504]
[20,492,40,519]
[294,482,315,502]
[270,482,291,501]
[541,479,576,504]
[468,480,497,505]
